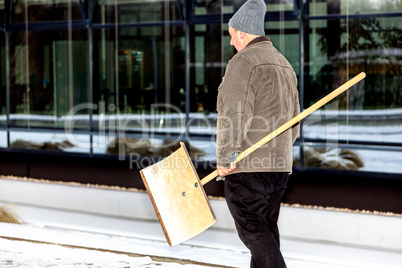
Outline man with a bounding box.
[215,0,300,267]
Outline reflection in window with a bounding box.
[9,29,88,128]
[0,0,400,175]
[308,0,402,15]
[9,131,90,153]
[10,0,83,22]
[303,14,402,174]
[305,17,401,110]
[0,32,5,127]
[193,0,294,14]
[93,0,182,24]
[92,24,187,134]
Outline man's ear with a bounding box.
[239,31,246,39]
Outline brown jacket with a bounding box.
[216,37,300,173]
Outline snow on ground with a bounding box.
[1,203,402,268]
[1,237,196,268]
[0,236,360,268]
[1,221,401,268]
[1,178,401,268]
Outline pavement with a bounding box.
[1,203,402,268]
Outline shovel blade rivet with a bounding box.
[182,192,186,196]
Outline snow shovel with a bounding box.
[140,72,366,246]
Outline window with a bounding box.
[0,0,400,175]
[8,29,88,129]
[10,0,84,23]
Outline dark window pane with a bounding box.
[0,0,4,27]
[9,29,88,129]
[10,0,84,23]
[308,0,402,16]
[0,32,5,127]
[193,0,294,15]
[303,17,402,148]
[92,25,186,130]
[93,0,182,24]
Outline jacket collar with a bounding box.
[246,36,271,48]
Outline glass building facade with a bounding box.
[0,0,401,176]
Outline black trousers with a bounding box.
[224,172,289,268]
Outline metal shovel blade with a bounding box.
[140,142,216,246]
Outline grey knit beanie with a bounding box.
[228,0,266,36]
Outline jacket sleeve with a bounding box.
[216,57,255,167]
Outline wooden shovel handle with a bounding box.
[200,72,366,186]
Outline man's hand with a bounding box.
[217,162,237,177]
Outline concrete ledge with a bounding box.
[1,176,401,251]
[279,205,402,251]
[0,176,157,222]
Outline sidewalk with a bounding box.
[1,203,402,268]
[1,176,402,267]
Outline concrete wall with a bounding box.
[1,176,401,251]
